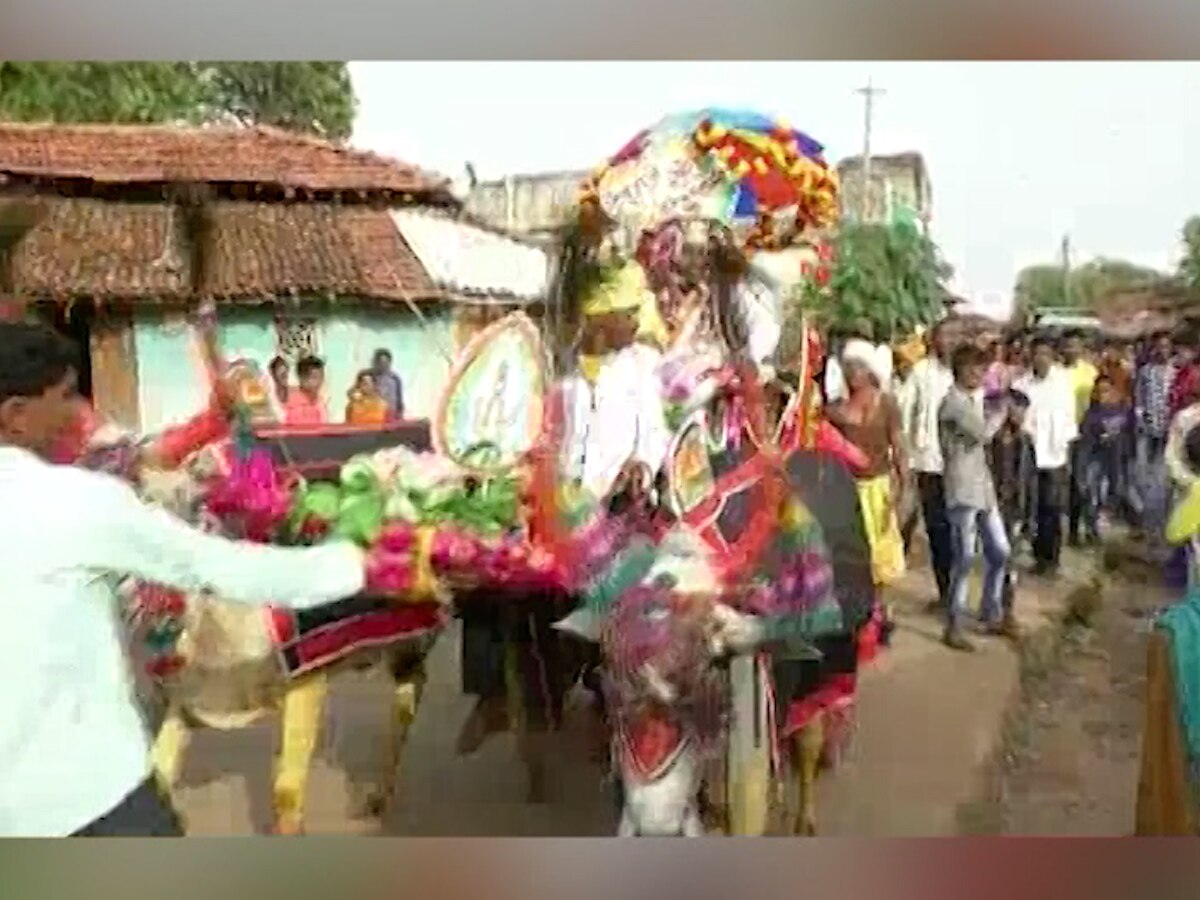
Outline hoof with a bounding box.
[795,814,817,837]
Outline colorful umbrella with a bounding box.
[581,108,840,253]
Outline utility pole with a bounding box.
[855,77,886,222]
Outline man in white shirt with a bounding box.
[896,319,957,608]
[0,322,370,837]
[1013,335,1078,577]
[561,267,671,502]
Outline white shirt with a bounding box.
[0,447,366,837]
[562,344,671,499]
[1014,366,1078,470]
[897,356,954,473]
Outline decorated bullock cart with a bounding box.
[534,108,883,835]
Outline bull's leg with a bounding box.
[507,640,549,804]
[151,703,192,791]
[366,654,428,819]
[791,715,825,837]
[273,672,329,836]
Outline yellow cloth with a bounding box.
[579,354,605,385]
[1066,360,1098,424]
[856,474,906,586]
[1167,481,1200,545]
[582,262,649,316]
[581,261,669,348]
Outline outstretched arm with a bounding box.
[70,468,365,608]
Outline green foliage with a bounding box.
[1179,216,1200,296]
[196,62,356,139]
[0,62,356,139]
[801,219,952,340]
[1014,258,1165,317]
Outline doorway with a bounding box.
[40,300,95,399]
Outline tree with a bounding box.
[0,62,356,140]
[1179,216,1200,296]
[798,219,953,340]
[1013,257,1165,317]
[196,63,356,139]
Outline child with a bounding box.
[1079,374,1132,541]
[987,388,1036,629]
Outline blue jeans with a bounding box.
[947,505,1011,629]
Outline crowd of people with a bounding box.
[264,348,407,427]
[825,318,1200,652]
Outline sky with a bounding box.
[349,61,1200,319]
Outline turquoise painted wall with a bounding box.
[317,308,454,423]
[134,305,453,433]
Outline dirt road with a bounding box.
[172,548,1143,836]
[960,559,1168,836]
[174,620,618,835]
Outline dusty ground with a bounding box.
[170,538,1150,836]
[960,548,1170,836]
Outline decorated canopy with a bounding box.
[579,108,839,254]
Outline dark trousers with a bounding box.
[1034,467,1067,568]
[1067,439,1086,541]
[917,472,953,603]
[71,778,183,837]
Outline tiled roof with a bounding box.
[8,197,444,303]
[390,208,550,303]
[0,122,451,199]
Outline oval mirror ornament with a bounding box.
[433,312,547,474]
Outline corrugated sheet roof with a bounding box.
[390,208,549,303]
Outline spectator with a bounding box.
[1169,335,1200,418]
[897,318,957,610]
[371,349,405,421]
[284,356,327,426]
[1133,331,1177,545]
[1079,374,1132,542]
[827,338,908,588]
[1061,329,1098,546]
[981,338,1009,398]
[988,388,1036,627]
[1014,336,1078,577]
[1004,333,1029,386]
[345,370,389,425]
[1097,338,1133,404]
[268,356,290,408]
[939,344,1011,651]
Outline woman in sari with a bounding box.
[345,370,390,425]
[827,339,908,588]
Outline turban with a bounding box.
[581,262,669,348]
[842,338,890,388]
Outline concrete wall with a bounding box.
[133,304,454,433]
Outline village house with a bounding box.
[465,170,587,243]
[836,152,932,230]
[0,122,550,433]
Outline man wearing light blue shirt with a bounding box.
[0,322,370,837]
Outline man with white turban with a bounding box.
[826,338,909,589]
